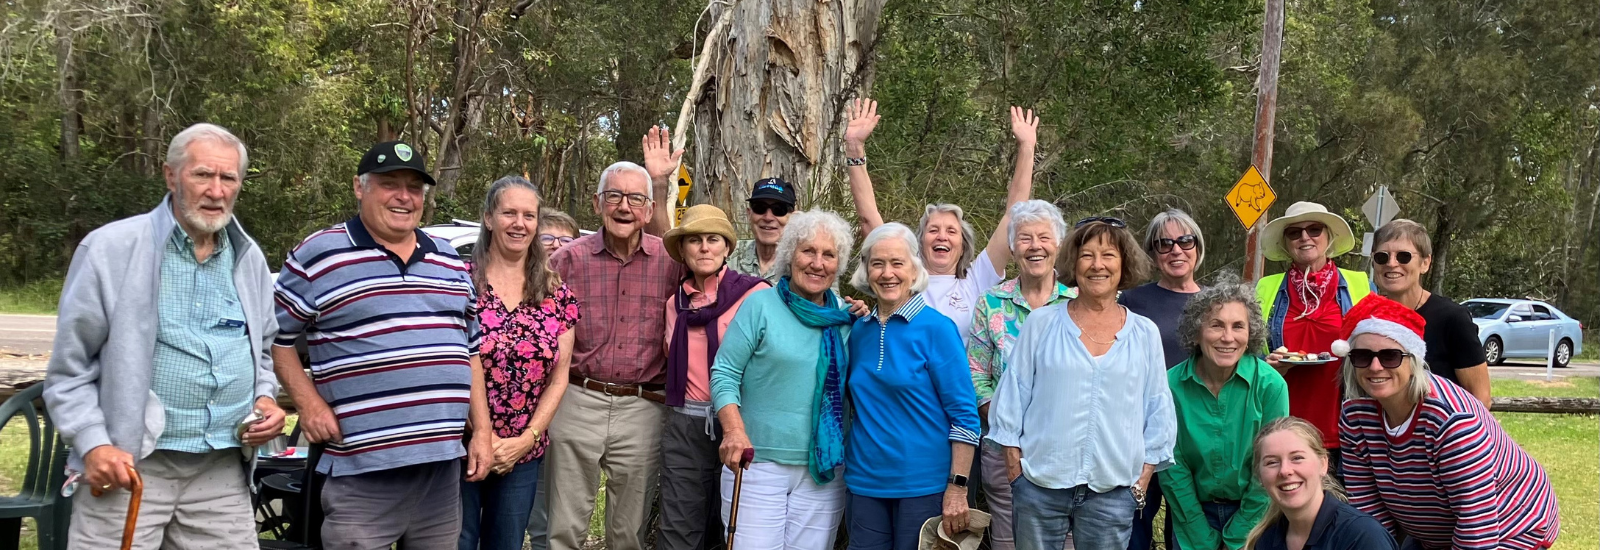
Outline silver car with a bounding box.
[1465,299,1584,368]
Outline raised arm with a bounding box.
[980,107,1039,273]
[844,98,885,234]
[643,124,685,237]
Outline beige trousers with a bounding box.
[68,449,256,550]
[545,385,665,550]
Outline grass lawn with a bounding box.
[0,279,62,315]
[1492,376,1600,398]
[2,381,1594,549]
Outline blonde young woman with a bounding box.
[1243,417,1393,550]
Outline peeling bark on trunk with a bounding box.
[686,0,887,232]
[1431,201,1454,296]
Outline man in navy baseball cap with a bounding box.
[727,177,798,284]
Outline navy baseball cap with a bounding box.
[358,141,436,186]
[748,177,796,205]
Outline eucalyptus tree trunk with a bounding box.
[681,0,887,231]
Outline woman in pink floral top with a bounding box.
[462,176,579,550]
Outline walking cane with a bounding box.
[89,464,144,550]
[726,448,756,550]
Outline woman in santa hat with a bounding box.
[1333,296,1560,550]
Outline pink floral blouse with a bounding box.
[477,282,580,463]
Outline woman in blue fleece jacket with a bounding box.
[844,223,982,550]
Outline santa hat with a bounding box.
[1329,295,1428,359]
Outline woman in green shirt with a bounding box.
[1162,275,1290,550]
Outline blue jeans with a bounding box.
[1013,478,1135,550]
[460,457,542,550]
[846,492,944,550]
[1163,501,1239,550]
[1126,475,1163,550]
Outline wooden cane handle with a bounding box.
[121,464,143,550]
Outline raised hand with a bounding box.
[642,124,685,182]
[844,98,881,146]
[1010,106,1039,147]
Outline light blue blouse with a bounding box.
[985,301,1177,492]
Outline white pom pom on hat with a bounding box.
[1331,339,1352,357]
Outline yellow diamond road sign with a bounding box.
[674,163,693,227]
[1225,166,1275,230]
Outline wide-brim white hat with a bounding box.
[1261,201,1355,262]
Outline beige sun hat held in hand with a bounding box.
[917,510,992,550]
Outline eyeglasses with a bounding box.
[1154,234,1198,253]
[1284,224,1325,241]
[1074,216,1127,228]
[749,201,792,217]
[1348,348,1412,369]
[1373,251,1414,266]
[600,190,650,208]
[539,234,576,246]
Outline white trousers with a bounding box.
[719,462,847,550]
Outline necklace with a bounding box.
[1070,301,1122,345]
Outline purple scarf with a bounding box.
[666,267,766,406]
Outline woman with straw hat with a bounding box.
[1252,201,1372,479]
[659,204,771,550]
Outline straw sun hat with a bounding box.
[1260,201,1356,262]
[663,204,738,264]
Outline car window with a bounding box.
[1464,302,1510,319]
[1509,305,1533,319]
[455,244,475,258]
[1531,305,1553,320]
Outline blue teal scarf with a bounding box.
[777,276,853,484]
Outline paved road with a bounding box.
[0,313,56,356]
[3,312,1597,376]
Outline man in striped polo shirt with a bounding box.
[273,141,494,549]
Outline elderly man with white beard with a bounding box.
[46,123,286,549]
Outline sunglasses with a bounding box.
[539,234,576,246]
[749,201,792,217]
[1283,224,1325,241]
[1348,348,1412,369]
[1075,216,1127,228]
[1154,234,1198,253]
[600,190,650,208]
[1373,251,1414,266]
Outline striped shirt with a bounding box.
[273,216,481,477]
[1339,377,1559,550]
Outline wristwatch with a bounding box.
[947,473,969,489]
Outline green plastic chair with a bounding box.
[0,383,71,550]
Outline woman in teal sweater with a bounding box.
[1161,275,1288,550]
[710,209,857,550]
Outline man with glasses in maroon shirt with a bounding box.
[544,127,687,550]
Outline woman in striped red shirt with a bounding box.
[1333,296,1559,550]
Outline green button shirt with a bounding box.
[151,227,256,453]
[1160,354,1289,550]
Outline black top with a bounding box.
[1118,282,1199,368]
[1256,492,1397,550]
[1415,293,1487,386]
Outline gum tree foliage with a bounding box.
[0,0,1594,329]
